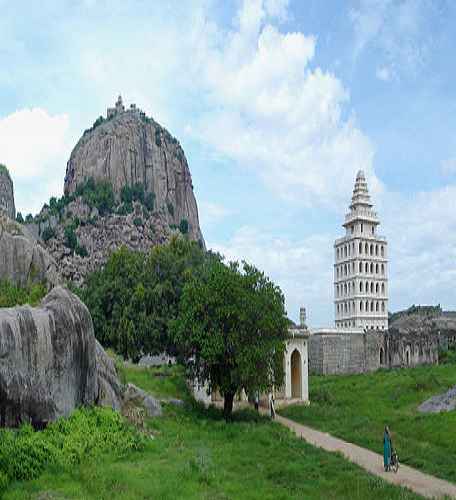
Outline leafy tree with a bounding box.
[25,214,34,223]
[133,217,143,227]
[78,237,211,361]
[75,244,88,257]
[171,259,288,420]
[15,212,24,224]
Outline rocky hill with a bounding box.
[19,97,205,284]
[64,96,203,243]
[0,164,15,220]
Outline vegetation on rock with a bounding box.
[171,259,288,419]
[0,280,47,307]
[0,163,10,177]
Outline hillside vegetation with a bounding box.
[281,364,456,484]
[3,363,420,499]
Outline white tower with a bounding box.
[334,171,388,330]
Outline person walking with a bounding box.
[269,393,276,419]
[383,425,392,471]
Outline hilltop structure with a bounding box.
[334,170,388,330]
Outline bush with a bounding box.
[25,214,34,223]
[64,225,78,251]
[117,202,134,215]
[121,183,145,205]
[41,226,56,242]
[167,202,174,217]
[179,218,189,235]
[145,192,155,211]
[0,280,47,308]
[0,407,144,494]
[75,244,89,257]
[133,217,143,227]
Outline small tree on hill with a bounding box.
[171,259,288,420]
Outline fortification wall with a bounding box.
[309,328,438,375]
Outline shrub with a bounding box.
[75,244,89,257]
[145,192,155,211]
[64,225,78,251]
[41,226,56,242]
[0,407,144,494]
[0,280,47,308]
[167,202,174,217]
[117,202,133,215]
[25,214,34,223]
[179,218,189,235]
[133,217,143,227]
[155,128,162,147]
[0,163,10,177]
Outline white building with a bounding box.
[334,170,388,330]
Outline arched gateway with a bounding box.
[291,349,302,398]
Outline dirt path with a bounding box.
[274,413,456,499]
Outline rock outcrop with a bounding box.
[0,214,60,287]
[64,98,204,244]
[0,165,15,220]
[0,287,97,428]
[96,340,123,411]
[418,386,456,413]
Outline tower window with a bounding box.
[361,223,364,233]
[359,242,362,254]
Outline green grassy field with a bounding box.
[281,363,456,484]
[4,364,422,499]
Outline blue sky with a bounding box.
[1,0,456,326]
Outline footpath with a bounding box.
[274,413,456,499]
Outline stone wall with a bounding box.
[309,328,438,375]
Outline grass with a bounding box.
[281,363,456,484]
[3,365,422,499]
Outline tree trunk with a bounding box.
[224,392,235,421]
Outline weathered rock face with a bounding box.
[0,215,60,287]
[0,165,15,220]
[96,340,123,411]
[418,386,456,413]
[64,108,204,244]
[0,287,97,427]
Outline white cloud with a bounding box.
[209,226,334,325]
[376,65,393,81]
[441,158,456,176]
[188,0,378,210]
[199,201,234,229]
[0,108,72,215]
[350,0,435,78]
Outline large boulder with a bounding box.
[418,386,456,413]
[0,165,15,220]
[0,287,97,427]
[96,340,123,411]
[63,100,204,245]
[0,214,60,287]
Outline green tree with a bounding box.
[15,212,24,224]
[171,259,288,420]
[78,237,211,360]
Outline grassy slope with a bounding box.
[5,365,421,500]
[281,364,456,484]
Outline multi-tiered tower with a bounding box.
[334,171,388,330]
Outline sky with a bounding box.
[1,0,456,326]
